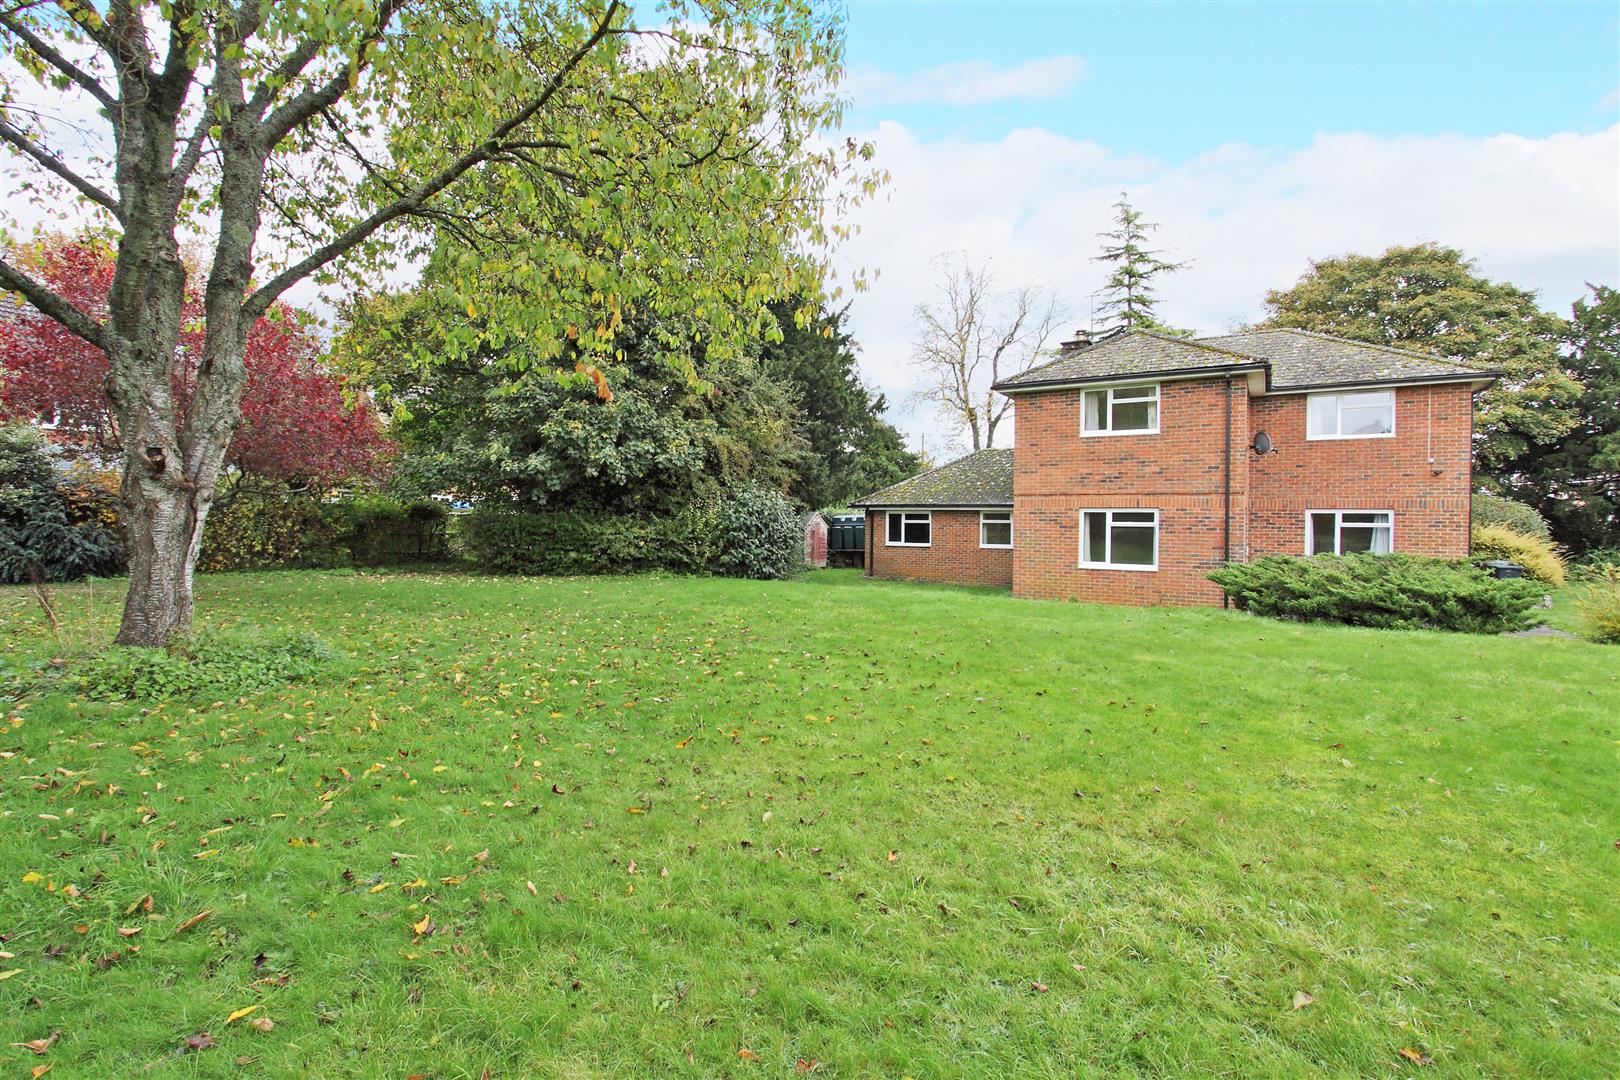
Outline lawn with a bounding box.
[1,569,1616,1078]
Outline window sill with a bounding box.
[1305,432,1396,441]
[1080,428,1160,438]
[980,544,1013,550]
[1078,562,1158,572]
[885,542,931,548]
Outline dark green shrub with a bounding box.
[0,424,123,583]
[1209,554,1544,634]
[1472,492,1551,539]
[75,630,335,702]
[711,487,803,580]
[461,502,717,576]
[1576,547,1620,568]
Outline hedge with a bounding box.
[1209,553,1544,634]
[199,493,448,572]
[1471,492,1551,539]
[462,489,804,580]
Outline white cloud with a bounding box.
[846,56,1085,107]
[835,122,1620,456]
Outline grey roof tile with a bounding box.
[1196,328,1489,390]
[854,448,1012,508]
[994,329,1264,390]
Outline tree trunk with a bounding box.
[115,474,208,646]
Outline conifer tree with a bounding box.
[1092,195,1188,333]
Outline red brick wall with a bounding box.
[1248,383,1474,558]
[865,509,1013,588]
[1012,378,1251,606]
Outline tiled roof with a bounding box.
[995,330,1262,390]
[993,327,1492,393]
[1196,328,1487,390]
[854,448,1012,508]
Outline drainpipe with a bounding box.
[1223,374,1233,609]
[865,509,874,577]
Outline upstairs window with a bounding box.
[1079,509,1158,570]
[1307,390,1394,439]
[886,511,931,547]
[1082,383,1159,435]
[1308,510,1393,555]
[980,511,1012,549]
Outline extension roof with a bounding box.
[993,327,1496,394]
[853,448,1012,509]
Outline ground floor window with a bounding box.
[1307,510,1393,555]
[1079,509,1158,570]
[980,511,1012,548]
[886,511,931,547]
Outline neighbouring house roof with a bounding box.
[853,448,1013,508]
[993,326,1495,394]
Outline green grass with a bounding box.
[2,569,1616,1078]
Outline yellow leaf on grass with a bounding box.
[737,1048,759,1061]
[369,882,390,894]
[626,806,644,814]
[412,914,433,935]
[0,969,23,980]
[20,872,43,884]
[32,1065,52,1078]
[226,1005,260,1024]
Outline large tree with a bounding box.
[1259,243,1582,475]
[1498,285,1619,554]
[911,253,1066,451]
[338,287,808,513]
[0,235,391,499]
[758,299,917,508]
[1092,193,1188,334]
[0,0,874,644]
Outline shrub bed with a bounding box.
[74,630,335,702]
[1471,492,1551,539]
[1574,564,1620,644]
[1470,524,1567,587]
[1209,554,1544,634]
[0,424,123,583]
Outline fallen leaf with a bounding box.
[473,848,490,862]
[412,914,434,936]
[1031,981,1049,993]
[117,927,142,938]
[626,860,638,875]
[20,872,44,884]
[174,909,212,934]
[1397,1047,1433,1066]
[184,1033,214,1051]
[626,806,644,814]
[1293,991,1316,1010]
[0,969,23,981]
[525,881,538,896]
[32,1065,52,1078]
[887,850,899,863]
[795,1060,819,1074]
[248,1016,274,1033]
[226,1005,260,1024]
[11,1033,57,1054]
[737,1048,759,1061]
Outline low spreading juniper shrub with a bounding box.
[1209,554,1544,634]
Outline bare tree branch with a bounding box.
[243,0,624,320]
[0,11,116,106]
[0,114,121,215]
[0,256,105,347]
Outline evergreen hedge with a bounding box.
[1209,554,1544,634]
[199,493,448,572]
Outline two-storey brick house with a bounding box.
[855,328,1496,606]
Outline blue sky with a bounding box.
[828,1,1620,452]
[841,1,1620,157]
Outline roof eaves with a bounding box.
[1264,370,1502,394]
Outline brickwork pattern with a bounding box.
[865,509,1014,588]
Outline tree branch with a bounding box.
[0,256,105,348]
[243,1,623,320]
[0,11,116,107]
[256,0,406,143]
[0,114,121,217]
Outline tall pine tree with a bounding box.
[1092,195,1189,334]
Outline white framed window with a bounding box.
[1306,390,1395,440]
[980,511,1012,549]
[885,511,931,547]
[1079,509,1158,570]
[1307,510,1393,555]
[1082,383,1159,436]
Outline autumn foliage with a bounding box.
[0,237,391,489]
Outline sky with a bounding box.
[832,0,1620,456]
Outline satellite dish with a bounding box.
[1252,431,1273,455]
